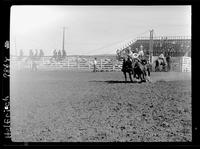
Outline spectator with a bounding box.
[32,61,37,71]
[39,49,44,57]
[29,49,34,59]
[53,49,57,59]
[138,48,144,60]
[19,49,24,60]
[166,54,171,71]
[93,58,97,72]
[62,50,67,59]
[58,50,62,61]
[134,48,138,53]
[34,49,38,57]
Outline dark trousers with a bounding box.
[93,64,96,72]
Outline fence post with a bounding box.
[180,56,183,72]
[67,57,69,70]
[100,59,102,70]
[112,61,115,71]
[42,57,44,65]
[77,56,79,70]
[18,60,21,70]
[88,59,90,71]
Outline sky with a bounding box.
[10,6,191,56]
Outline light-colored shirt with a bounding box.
[94,60,97,65]
[159,54,164,59]
[138,50,144,57]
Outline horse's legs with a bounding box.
[123,72,127,82]
[128,72,133,82]
[136,74,139,79]
[155,65,158,72]
[147,68,150,76]
[164,64,167,72]
[138,73,143,82]
[132,69,136,80]
[143,69,147,77]
[134,69,138,79]
[141,71,145,81]
[134,72,138,79]
[155,61,157,72]
[158,64,161,72]
[158,65,162,72]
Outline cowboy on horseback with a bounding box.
[128,47,150,81]
[158,53,165,60]
[120,45,151,82]
[121,56,134,82]
[138,45,144,59]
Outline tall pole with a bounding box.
[149,29,154,63]
[62,27,65,52]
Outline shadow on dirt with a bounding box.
[89,80,144,84]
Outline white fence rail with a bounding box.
[10,56,191,72]
[10,56,123,72]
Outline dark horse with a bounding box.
[121,57,133,82]
[133,59,150,82]
[121,57,150,82]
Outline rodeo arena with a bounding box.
[10,29,191,142]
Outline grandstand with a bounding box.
[126,36,191,57]
[116,35,191,72]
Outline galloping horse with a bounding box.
[133,60,146,81]
[121,56,150,82]
[121,57,134,82]
[133,58,151,82]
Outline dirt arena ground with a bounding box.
[10,71,191,142]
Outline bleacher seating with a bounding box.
[127,37,191,57]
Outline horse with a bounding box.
[121,57,134,82]
[133,61,145,81]
[155,58,167,72]
[121,56,150,82]
[133,59,150,82]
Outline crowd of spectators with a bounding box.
[51,49,67,61]
[129,38,191,57]
[28,49,45,60]
[18,49,68,61]
[17,49,45,60]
